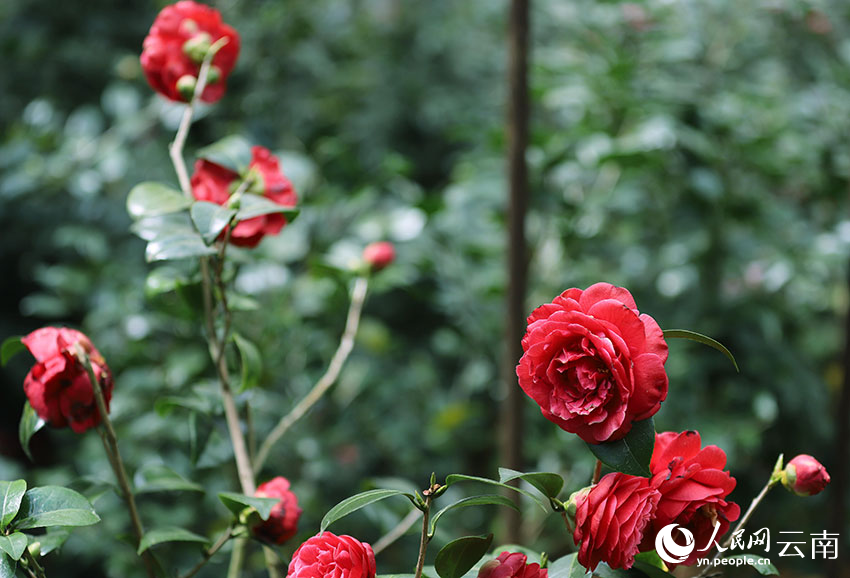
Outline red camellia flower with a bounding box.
[252,476,302,545]
[516,282,669,443]
[572,472,661,570]
[191,146,297,247]
[140,1,240,103]
[478,551,548,578]
[287,532,376,578]
[643,431,740,566]
[782,454,830,497]
[362,241,395,272]
[21,327,113,434]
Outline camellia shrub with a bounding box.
[0,3,832,578]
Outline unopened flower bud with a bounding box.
[782,454,830,496]
[363,241,395,272]
[206,65,222,85]
[176,75,197,100]
[183,32,213,63]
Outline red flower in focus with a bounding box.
[478,551,547,578]
[287,532,376,578]
[362,242,395,272]
[573,472,661,570]
[783,454,830,496]
[140,1,240,103]
[643,431,740,566]
[21,327,113,434]
[191,146,297,247]
[252,476,302,545]
[516,282,669,443]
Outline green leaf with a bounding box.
[196,135,253,172]
[127,182,191,219]
[662,329,739,372]
[190,201,236,244]
[232,333,262,391]
[235,193,299,222]
[137,527,209,555]
[586,417,655,477]
[444,474,548,512]
[18,403,45,462]
[13,486,100,530]
[497,469,564,499]
[725,554,779,576]
[218,492,280,521]
[134,464,204,494]
[548,553,590,578]
[131,213,195,242]
[633,551,667,571]
[1,336,25,366]
[633,561,675,578]
[434,534,494,578]
[430,495,518,535]
[0,480,27,529]
[145,233,217,262]
[0,533,27,561]
[0,554,15,578]
[320,489,413,533]
[145,266,192,297]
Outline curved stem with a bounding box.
[23,550,46,578]
[591,460,602,485]
[75,347,159,578]
[179,526,235,578]
[253,276,370,474]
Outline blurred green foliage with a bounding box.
[1,0,849,576]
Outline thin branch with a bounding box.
[75,346,158,578]
[413,495,433,578]
[373,509,421,555]
[23,550,46,578]
[178,526,235,578]
[253,276,370,474]
[591,460,602,485]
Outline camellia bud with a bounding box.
[782,454,830,496]
[363,241,395,272]
[176,75,198,100]
[182,32,213,63]
[562,486,591,533]
[206,65,222,85]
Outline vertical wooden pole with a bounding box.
[500,0,530,545]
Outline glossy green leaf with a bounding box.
[190,201,236,244]
[145,233,217,262]
[0,554,15,578]
[235,193,299,222]
[134,464,204,494]
[13,486,100,530]
[662,329,739,372]
[127,182,191,219]
[0,480,27,529]
[633,551,667,571]
[430,494,518,535]
[137,527,209,555]
[196,135,253,172]
[586,418,655,477]
[18,403,45,462]
[0,533,27,561]
[548,553,590,578]
[444,474,547,512]
[232,333,262,391]
[130,213,195,242]
[725,554,779,576]
[434,534,493,578]
[497,469,564,499]
[320,489,413,533]
[0,336,25,367]
[218,492,280,521]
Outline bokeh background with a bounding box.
[0,0,848,576]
